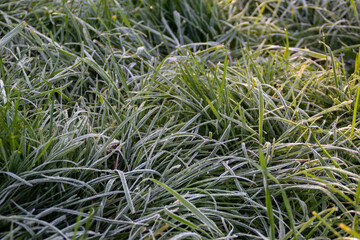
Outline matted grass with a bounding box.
[0,0,360,239]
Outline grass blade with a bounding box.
[147,178,222,235]
[116,170,135,214]
[0,22,26,48]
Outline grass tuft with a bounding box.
[0,0,360,239]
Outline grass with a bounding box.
[0,0,360,239]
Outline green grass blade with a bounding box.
[116,170,135,214]
[0,22,26,48]
[147,178,222,235]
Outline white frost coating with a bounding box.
[0,79,6,104]
[136,46,151,59]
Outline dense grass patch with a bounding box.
[0,0,360,239]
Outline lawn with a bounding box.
[0,0,360,239]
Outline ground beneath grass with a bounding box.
[1,0,360,239]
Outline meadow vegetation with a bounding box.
[0,0,360,239]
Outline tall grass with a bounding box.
[0,0,360,239]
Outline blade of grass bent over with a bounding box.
[147,178,223,235]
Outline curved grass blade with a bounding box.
[147,178,222,235]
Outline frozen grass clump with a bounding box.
[0,0,360,239]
